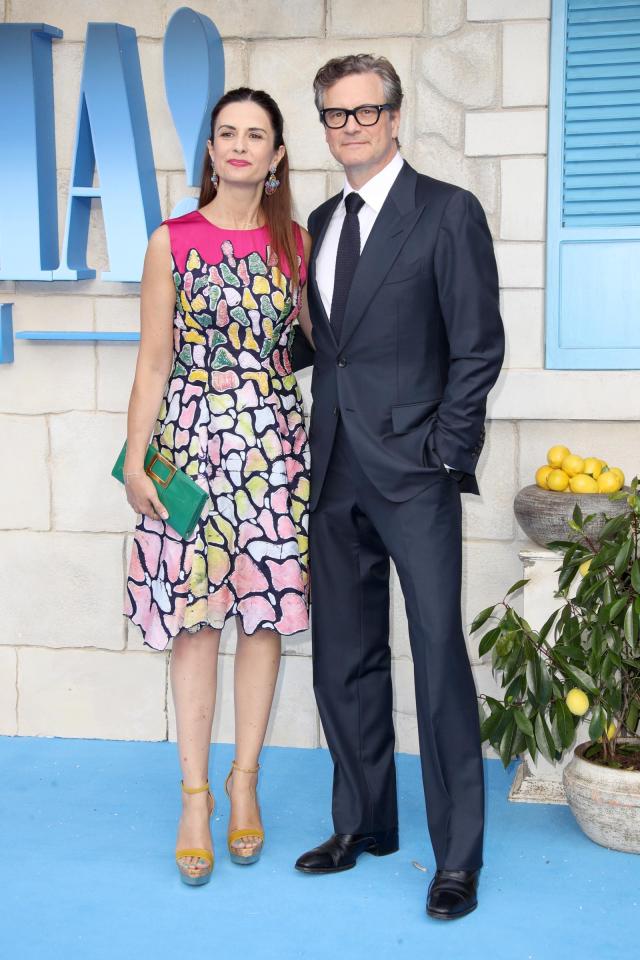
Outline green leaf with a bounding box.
[546,539,578,551]
[478,626,501,658]
[512,729,526,758]
[600,514,628,541]
[506,579,530,597]
[470,604,496,634]
[601,651,616,683]
[624,603,637,648]
[539,609,560,642]
[538,662,553,706]
[526,658,542,703]
[588,704,605,740]
[625,701,639,735]
[503,646,526,686]
[558,561,579,593]
[561,661,599,696]
[555,699,576,749]
[505,673,526,702]
[524,733,538,763]
[554,642,587,662]
[499,715,518,768]
[614,538,633,576]
[514,709,534,738]
[572,503,584,529]
[609,597,628,622]
[550,713,564,752]
[631,559,640,594]
[480,707,503,743]
[535,712,556,764]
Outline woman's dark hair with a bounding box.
[198,87,299,288]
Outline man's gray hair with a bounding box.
[313,54,403,145]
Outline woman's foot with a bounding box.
[227,765,263,860]
[175,784,214,882]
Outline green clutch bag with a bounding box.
[112,442,208,540]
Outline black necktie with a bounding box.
[330,192,364,343]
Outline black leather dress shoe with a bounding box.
[426,869,480,920]
[295,830,399,874]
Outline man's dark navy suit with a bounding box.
[294,159,504,872]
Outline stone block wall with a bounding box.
[2,1,638,756]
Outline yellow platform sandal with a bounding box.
[224,761,264,866]
[175,781,215,886]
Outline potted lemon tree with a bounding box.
[473,478,640,853]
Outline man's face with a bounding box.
[321,72,400,180]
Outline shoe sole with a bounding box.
[179,872,212,886]
[295,861,356,875]
[427,901,478,921]
[295,841,399,874]
[230,853,261,866]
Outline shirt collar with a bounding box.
[342,151,404,214]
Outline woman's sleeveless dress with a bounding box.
[124,210,310,650]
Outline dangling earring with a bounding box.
[264,164,280,196]
[210,162,218,189]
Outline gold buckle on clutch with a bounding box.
[146,450,176,488]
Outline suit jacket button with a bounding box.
[337,357,347,368]
[333,406,338,416]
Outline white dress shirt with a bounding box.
[315,150,405,319]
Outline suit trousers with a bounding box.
[310,418,484,871]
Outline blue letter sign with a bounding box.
[0,23,62,280]
[53,23,161,282]
[164,6,224,214]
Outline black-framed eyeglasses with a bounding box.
[319,104,394,129]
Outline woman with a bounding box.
[123,88,313,885]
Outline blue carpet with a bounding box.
[0,737,636,959]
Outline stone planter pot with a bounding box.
[513,484,630,548]
[562,739,640,854]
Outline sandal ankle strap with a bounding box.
[231,760,260,775]
[225,759,260,798]
[181,780,210,794]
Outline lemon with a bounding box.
[535,465,553,489]
[597,471,621,493]
[566,688,589,716]
[605,722,617,740]
[547,469,570,492]
[569,473,598,494]
[583,457,602,479]
[579,559,592,577]
[610,467,625,487]
[547,445,570,468]
[561,454,585,477]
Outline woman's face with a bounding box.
[208,101,285,189]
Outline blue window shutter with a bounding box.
[546,0,640,369]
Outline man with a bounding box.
[293,54,504,921]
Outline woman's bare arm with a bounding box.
[123,224,175,520]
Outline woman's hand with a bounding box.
[125,472,169,522]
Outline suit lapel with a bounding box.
[308,193,342,340]
[339,162,423,350]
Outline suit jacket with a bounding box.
[294,160,504,511]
